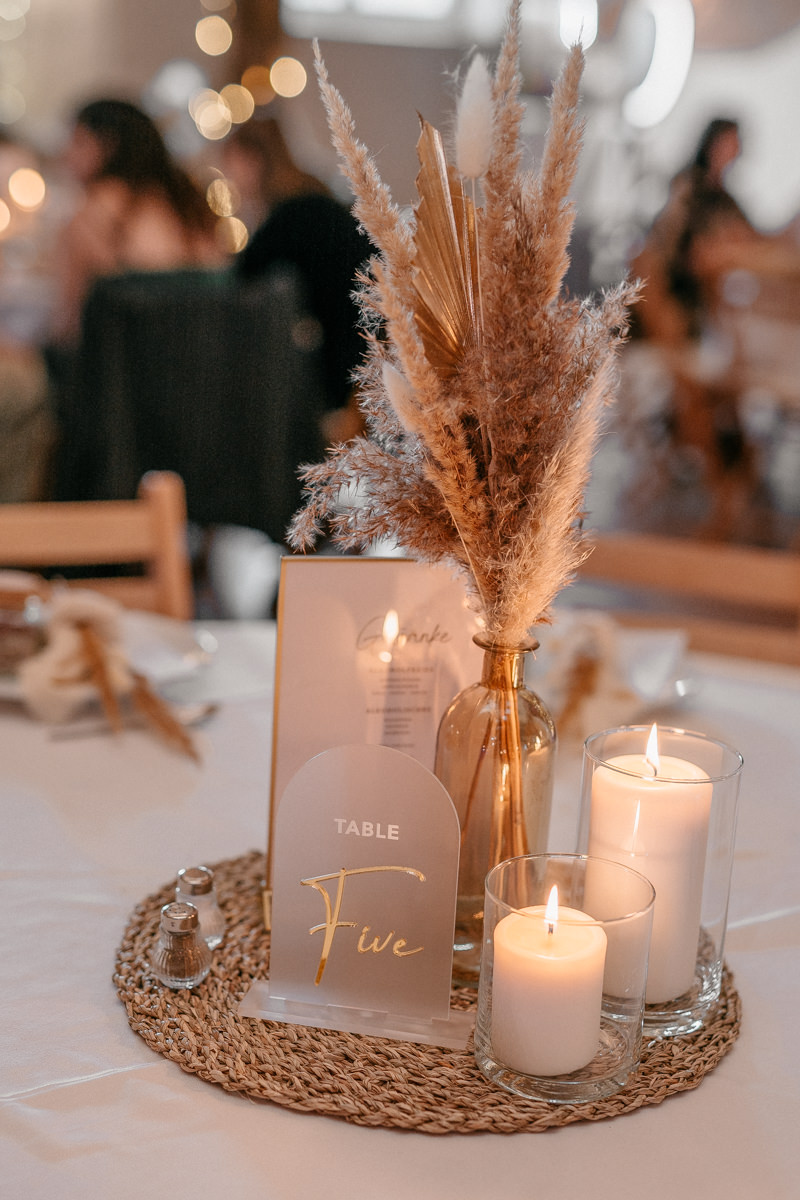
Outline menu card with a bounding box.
[269,556,482,858]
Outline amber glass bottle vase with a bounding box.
[434,637,556,984]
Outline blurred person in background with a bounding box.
[221,116,329,234]
[225,118,373,443]
[49,98,224,349]
[629,117,778,536]
[42,99,226,505]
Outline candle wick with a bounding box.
[547,921,555,936]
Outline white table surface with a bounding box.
[3,621,798,1199]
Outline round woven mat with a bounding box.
[114,850,741,1134]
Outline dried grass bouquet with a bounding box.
[289,0,637,646]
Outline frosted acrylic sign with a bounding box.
[241,743,473,1049]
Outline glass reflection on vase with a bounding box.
[434,636,556,984]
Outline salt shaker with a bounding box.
[149,901,212,989]
[175,865,226,949]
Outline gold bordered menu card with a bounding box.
[240,743,473,1049]
[269,557,483,823]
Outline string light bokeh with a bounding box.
[185,0,309,247]
[0,0,312,256]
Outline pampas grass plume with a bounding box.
[382,361,419,434]
[455,54,493,180]
[292,4,637,643]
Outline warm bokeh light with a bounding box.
[195,15,233,57]
[240,65,274,107]
[188,88,217,120]
[219,83,255,124]
[8,166,45,210]
[190,89,232,140]
[216,215,248,253]
[206,176,239,218]
[197,110,233,140]
[200,0,233,10]
[269,57,307,99]
[0,198,11,234]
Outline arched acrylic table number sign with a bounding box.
[239,744,473,1049]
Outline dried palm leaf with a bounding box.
[130,671,200,763]
[412,119,480,377]
[77,621,123,733]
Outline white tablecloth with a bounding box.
[3,622,798,1199]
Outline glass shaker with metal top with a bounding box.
[149,901,212,989]
[175,865,226,949]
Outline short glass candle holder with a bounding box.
[579,725,743,1037]
[474,854,655,1104]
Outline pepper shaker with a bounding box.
[149,901,212,989]
[176,865,226,949]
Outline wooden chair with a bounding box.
[0,470,193,619]
[577,531,800,664]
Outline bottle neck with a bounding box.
[475,638,536,689]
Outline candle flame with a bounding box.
[545,884,559,934]
[645,723,660,776]
[379,609,400,663]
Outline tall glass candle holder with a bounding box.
[475,854,655,1104]
[579,726,743,1037]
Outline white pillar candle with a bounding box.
[490,893,607,1077]
[588,734,712,1004]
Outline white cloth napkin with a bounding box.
[533,609,688,742]
[16,590,133,723]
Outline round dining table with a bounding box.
[3,620,797,1199]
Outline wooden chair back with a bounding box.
[0,470,193,619]
[578,532,800,663]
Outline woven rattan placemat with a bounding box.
[114,849,741,1134]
